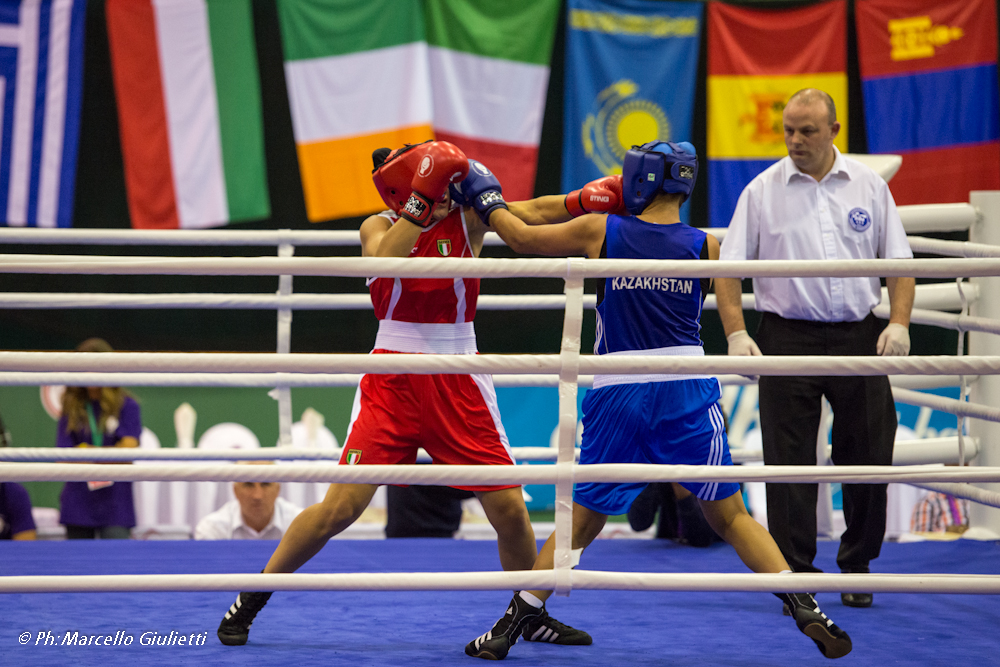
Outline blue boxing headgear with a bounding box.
[621,141,698,215]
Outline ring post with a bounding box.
[554,261,585,596]
[276,240,294,447]
[968,191,1000,537]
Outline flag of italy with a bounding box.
[426,0,559,202]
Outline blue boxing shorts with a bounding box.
[574,377,741,515]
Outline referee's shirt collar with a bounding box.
[783,146,852,185]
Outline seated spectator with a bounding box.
[627,482,724,547]
[385,485,474,538]
[58,338,141,540]
[0,482,37,540]
[195,467,302,540]
[911,491,970,535]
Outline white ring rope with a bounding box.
[6,292,999,334]
[6,292,1000,338]
[0,202,975,246]
[2,254,1000,280]
[0,446,569,463]
[0,282,974,312]
[1,350,999,377]
[870,303,1000,335]
[0,439,970,464]
[2,462,999,486]
[893,202,979,233]
[0,571,995,595]
[0,372,966,390]
[0,293,599,311]
[890,387,1000,423]
[908,236,1000,258]
[0,228,367,246]
[911,481,1000,509]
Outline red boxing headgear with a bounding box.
[371,141,432,213]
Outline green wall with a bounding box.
[2,385,357,508]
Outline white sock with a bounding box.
[518,590,544,609]
[779,569,792,574]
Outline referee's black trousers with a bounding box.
[756,312,896,574]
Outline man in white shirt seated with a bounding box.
[195,478,303,541]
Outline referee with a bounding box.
[716,89,915,609]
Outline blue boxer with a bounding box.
[575,377,739,515]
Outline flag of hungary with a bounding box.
[107,0,269,229]
[278,0,559,222]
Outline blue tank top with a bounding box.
[594,215,709,355]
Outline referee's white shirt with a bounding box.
[719,147,913,323]
[194,497,302,540]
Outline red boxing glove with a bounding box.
[565,175,625,217]
[401,141,470,227]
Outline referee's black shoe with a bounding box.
[465,593,543,660]
[217,591,272,646]
[776,592,852,659]
[841,566,873,607]
[841,592,873,607]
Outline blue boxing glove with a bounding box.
[449,159,508,226]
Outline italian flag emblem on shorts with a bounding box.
[437,239,452,256]
[346,449,362,465]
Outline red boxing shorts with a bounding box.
[340,350,517,492]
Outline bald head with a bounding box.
[787,89,837,126]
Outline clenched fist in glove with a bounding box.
[401,141,469,228]
[565,175,625,217]
[877,322,910,356]
[450,159,508,226]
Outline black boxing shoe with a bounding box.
[776,592,852,659]
[465,593,544,660]
[521,609,592,645]
[782,591,817,616]
[217,591,272,646]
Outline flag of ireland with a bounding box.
[277,0,559,222]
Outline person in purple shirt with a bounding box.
[56,338,142,539]
[0,482,37,540]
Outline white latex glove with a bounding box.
[727,330,762,356]
[878,322,910,356]
[727,330,762,382]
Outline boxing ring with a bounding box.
[1,193,1000,664]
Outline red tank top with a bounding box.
[368,208,479,324]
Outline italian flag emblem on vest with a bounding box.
[437,239,452,256]
[346,449,362,465]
